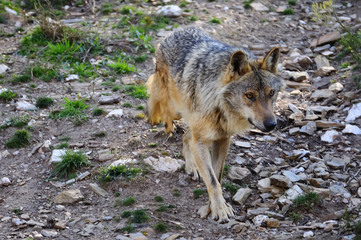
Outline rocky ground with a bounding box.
[0,0,361,239]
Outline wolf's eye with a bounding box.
[269,89,275,97]
[245,93,254,100]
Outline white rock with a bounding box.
[1,177,11,186]
[157,5,182,17]
[110,159,138,167]
[5,6,17,16]
[345,103,361,122]
[233,188,252,205]
[65,74,79,82]
[253,215,269,227]
[342,124,361,135]
[50,150,66,164]
[55,205,65,211]
[41,230,58,237]
[89,183,108,197]
[279,185,304,204]
[329,82,343,93]
[314,55,330,69]
[106,109,123,118]
[234,141,251,148]
[321,130,339,143]
[300,121,317,135]
[282,170,301,182]
[303,231,314,238]
[0,64,9,74]
[310,89,335,100]
[144,156,184,172]
[53,189,83,204]
[250,2,268,11]
[16,100,37,111]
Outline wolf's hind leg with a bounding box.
[182,130,199,181]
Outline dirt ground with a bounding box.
[1,0,361,239]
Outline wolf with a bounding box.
[147,27,282,223]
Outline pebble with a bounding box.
[250,2,268,12]
[0,64,9,74]
[16,100,37,111]
[345,103,361,122]
[232,188,252,205]
[41,230,58,238]
[314,55,330,69]
[65,74,79,82]
[89,183,108,197]
[50,150,66,164]
[303,231,314,238]
[266,218,280,228]
[228,166,251,182]
[1,177,11,186]
[234,141,251,148]
[144,156,184,172]
[106,109,123,118]
[310,89,335,100]
[342,124,361,135]
[99,95,120,105]
[270,175,293,188]
[300,121,317,135]
[321,130,339,143]
[157,5,182,17]
[53,189,84,204]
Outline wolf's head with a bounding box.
[222,47,283,132]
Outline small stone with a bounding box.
[300,121,317,135]
[289,127,300,135]
[20,214,30,220]
[258,178,271,192]
[4,6,17,16]
[232,188,252,205]
[65,74,79,82]
[98,149,114,161]
[55,205,65,211]
[293,56,313,69]
[321,130,339,143]
[53,189,84,204]
[129,233,148,240]
[121,76,137,85]
[309,105,338,113]
[276,6,287,13]
[270,175,293,188]
[99,95,120,105]
[12,218,25,226]
[252,215,269,227]
[345,103,361,122]
[50,150,66,164]
[89,183,108,197]
[144,156,184,172]
[304,111,319,121]
[263,136,277,144]
[250,44,266,51]
[314,55,330,69]
[357,187,361,198]
[311,32,341,47]
[157,5,182,17]
[329,183,350,198]
[266,218,280,228]
[1,177,11,186]
[325,155,351,169]
[279,185,304,204]
[54,221,66,230]
[303,231,314,238]
[41,230,58,238]
[313,44,331,53]
[316,66,337,76]
[0,64,9,74]
[310,89,335,100]
[234,141,251,148]
[282,171,301,182]
[250,2,268,11]
[106,109,123,118]
[16,100,37,111]
[26,219,45,227]
[342,124,361,135]
[228,166,251,182]
[287,71,309,82]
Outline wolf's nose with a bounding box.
[264,119,276,131]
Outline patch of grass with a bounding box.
[154,222,168,233]
[99,165,141,182]
[30,83,37,88]
[210,17,221,24]
[92,108,105,116]
[131,209,149,223]
[93,131,107,138]
[193,189,206,199]
[108,58,136,74]
[119,5,135,15]
[340,31,361,63]
[112,85,120,92]
[124,84,148,99]
[136,113,145,119]
[340,62,350,69]
[71,62,95,79]
[136,105,144,110]
[5,129,30,148]
[148,142,157,148]
[0,89,17,102]
[12,208,22,215]
[122,196,136,206]
[243,0,254,9]
[224,182,238,195]
[282,8,294,15]
[289,211,302,222]
[173,188,181,197]
[154,196,163,202]
[101,3,113,15]
[10,74,31,84]
[50,96,89,123]
[10,115,29,128]
[50,150,89,179]
[354,76,361,89]
[156,205,168,212]
[31,67,60,82]
[55,142,69,149]
[288,0,297,5]
[119,225,136,233]
[134,54,148,63]
[121,211,132,218]
[45,39,81,62]
[188,16,197,21]
[122,102,133,108]
[58,136,71,141]
[293,192,321,209]
[36,97,54,108]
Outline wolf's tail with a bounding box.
[146,59,177,134]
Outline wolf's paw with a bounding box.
[198,202,234,224]
[210,201,234,224]
[185,159,199,181]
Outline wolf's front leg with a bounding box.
[189,136,234,223]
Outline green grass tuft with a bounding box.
[288,0,297,5]
[193,189,206,199]
[119,5,135,15]
[99,165,141,182]
[124,84,148,99]
[36,97,54,108]
[224,182,238,195]
[50,96,89,123]
[293,192,321,209]
[121,210,132,218]
[131,209,149,223]
[154,222,168,233]
[282,8,294,15]
[173,188,181,197]
[210,17,221,24]
[122,102,133,108]
[5,129,30,148]
[0,89,17,102]
[92,108,105,116]
[50,150,89,179]
[108,58,136,74]
[119,225,136,233]
[154,196,163,202]
[55,142,69,149]
[134,54,148,63]
[122,197,136,206]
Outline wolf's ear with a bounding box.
[224,51,250,84]
[261,47,280,74]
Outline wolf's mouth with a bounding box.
[247,118,270,132]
